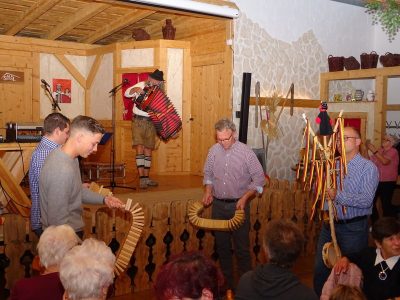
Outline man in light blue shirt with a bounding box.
[313,126,379,296]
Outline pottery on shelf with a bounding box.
[354,89,364,101]
[366,90,375,101]
[162,19,176,40]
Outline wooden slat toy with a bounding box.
[188,200,245,231]
[114,199,145,276]
[88,182,145,276]
[89,182,112,197]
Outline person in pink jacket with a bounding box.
[366,134,399,223]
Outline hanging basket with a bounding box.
[380,52,400,67]
[344,56,360,70]
[360,51,379,69]
[328,55,344,72]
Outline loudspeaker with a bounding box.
[238,73,251,144]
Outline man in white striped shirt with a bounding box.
[202,118,265,291]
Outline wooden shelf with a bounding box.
[328,101,376,104]
[320,66,400,145]
[321,66,400,81]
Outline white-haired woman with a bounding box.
[367,134,400,222]
[10,224,80,300]
[59,238,115,300]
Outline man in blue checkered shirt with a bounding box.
[29,112,70,237]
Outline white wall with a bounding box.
[232,0,400,180]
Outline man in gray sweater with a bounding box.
[39,115,124,238]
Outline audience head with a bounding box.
[43,112,70,144]
[263,219,304,268]
[154,251,224,300]
[60,238,115,300]
[37,224,80,270]
[371,217,400,259]
[68,115,105,158]
[329,284,366,300]
[214,118,236,150]
[383,134,398,149]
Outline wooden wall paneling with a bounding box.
[153,46,186,174]
[0,66,33,136]
[85,54,104,115]
[190,65,204,175]
[170,200,187,254]
[249,97,321,108]
[375,75,387,144]
[114,43,123,121]
[54,54,87,89]
[119,121,136,182]
[23,67,33,121]
[188,19,233,175]
[182,48,192,172]
[135,204,154,291]
[3,213,29,289]
[0,35,95,56]
[82,207,93,239]
[115,66,160,74]
[86,44,115,56]
[32,52,40,122]
[95,207,113,245]
[87,54,104,89]
[190,62,229,175]
[114,208,133,296]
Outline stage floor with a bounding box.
[104,174,204,196]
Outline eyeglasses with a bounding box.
[217,133,233,143]
[336,136,359,142]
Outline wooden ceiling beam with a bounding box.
[45,3,109,40]
[80,9,156,44]
[5,0,59,36]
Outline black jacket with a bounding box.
[235,264,317,300]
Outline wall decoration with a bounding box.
[0,71,24,83]
[366,0,400,42]
[52,79,71,103]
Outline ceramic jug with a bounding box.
[367,90,375,101]
[354,89,364,101]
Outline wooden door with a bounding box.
[190,63,231,175]
[0,67,33,137]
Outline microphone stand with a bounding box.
[42,84,61,112]
[106,81,135,191]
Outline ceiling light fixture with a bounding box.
[123,0,240,18]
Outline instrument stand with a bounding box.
[42,84,61,112]
[106,82,136,192]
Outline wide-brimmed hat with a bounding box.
[149,69,164,81]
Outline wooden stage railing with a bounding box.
[0,179,321,295]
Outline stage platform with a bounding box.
[103,174,203,194]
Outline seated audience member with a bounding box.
[235,219,318,300]
[154,251,225,300]
[10,225,80,300]
[59,238,115,300]
[334,217,400,300]
[329,284,366,300]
